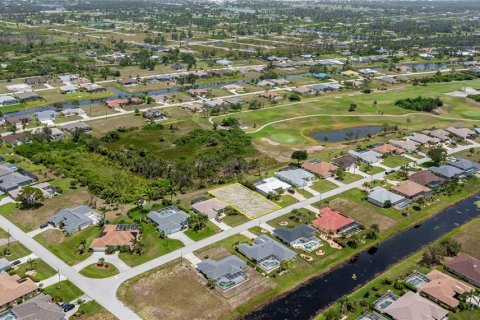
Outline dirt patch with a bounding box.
[197,247,232,261]
[260,137,280,146]
[118,259,275,320]
[41,229,65,244]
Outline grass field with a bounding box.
[310,179,337,193]
[184,220,221,241]
[221,213,250,227]
[381,154,411,168]
[44,280,84,303]
[71,300,116,320]
[273,194,298,207]
[79,263,120,278]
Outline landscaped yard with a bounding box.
[221,213,250,227]
[79,263,119,279]
[359,164,384,175]
[184,220,221,241]
[340,172,363,183]
[381,154,411,168]
[268,208,317,229]
[71,301,116,320]
[0,241,31,261]
[273,194,298,207]
[10,258,56,282]
[34,226,100,266]
[310,179,337,193]
[44,280,83,303]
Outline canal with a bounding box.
[244,193,480,320]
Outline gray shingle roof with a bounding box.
[6,294,65,320]
[49,205,96,234]
[274,224,316,244]
[368,187,405,205]
[237,235,296,262]
[348,150,382,164]
[447,158,480,171]
[197,255,246,281]
[0,258,10,271]
[429,165,465,179]
[0,172,35,192]
[276,168,314,188]
[147,206,189,234]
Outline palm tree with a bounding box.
[77,239,87,254]
[98,257,105,266]
[27,258,37,271]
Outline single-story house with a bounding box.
[373,143,405,155]
[257,80,275,87]
[61,108,86,117]
[150,94,172,103]
[6,84,32,92]
[332,154,357,170]
[15,91,41,101]
[25,76,48,86]
[90,224,139,252]
[61,122,92,133]
[429,165,467,180]
[312,207,358,234]
[35,110,58,124]
[4,115,33,126]
[0,273,38,310]
[224,97,245,106]
[182,102,203,112]
[444,252,480,288]
[271,79,290,86]
[58,75,78,83]
[447,158,480,175]
[142,108,166,120]
[421,269,474,309]
[255,177,291,196]
[408,170,445,189]
[106,97,143,109]
[204,99,225,108]
[31,127,64,141]
[367,187,407,208]
[273,224,320,252]
[301,160,338,178]
[292,86,313,95]
[216,59,232,66]
[258,91,281,100]
[345,80,364,88]
[187,89,208,97]
[197,255,247,290]
[359,68,379,75]
[379,76,398,84]
[348,150,382,164]
[0,294,65,320]
[446,127,477,140]
[0,258,10,273]
[170,64,183,70]
[1,134,28,147]
[341,70,359,77]
[222,84,244,91]
[80,83,106,93]
[0,95,18,106]
[59,85,78,94]
[426,128,450,141]
[395,75,409,82]
[389,139,419,153]
[0,172,36,193]
[357,312,387,320]
[384,291,448,320]
[49,205,99,234]
[147,206,189,235]
[191,198,228,219]
[117,78,138,86]
[409,133,439,145]
[276,168,315,188]
[237,235,296,272]
[391,180,433,199]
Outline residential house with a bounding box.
[147,206,189,235]
[373,143,405,155]
[345,80,364,88]
[170,64,183,71]
[391,180,433,199]
[150,95,172,103]
[222,84,244,92]
[408,170,445,189]
[191,198,228,219]
[35,110,58,124]
[59,85,78,94]
[271,79,290,86]
[301,160,338,178]
[257,80,275,87]
[0,96,18,106]
[348,150,382,164]
[359,68,379,76]
[410,133,439,145]
[182,102,203,113]
[224,97,245,106]
[429,165,466,180]
[216,59,232,66]
[447,158,480,175]
[379,76,398,84]
[237,235,296,272]
[31,127,64,141]
[426,129,450,141]
[276,168,314,188]
[258,91,281,100]
[341,70,359,77]
[187,89,208,97]
[332,154,357,170]
[367,187,407,208]
[389,139,419,153]
[0,294,65,320]
[0,273,38,310]
[421,269,474,309]
[0,171,36,193]
[1,134,29,147]
[80,83,106,93]
[384,291,448,320]
[142,109,166,121]
[394,75,409,82]
[444,252,480,287]
[4,115,32,127]
[106,98,142,109]
[25,76,48,86]
[254,177,291,196]
[0,258,10,273]
[312,207,358,234]
[60,108,86,117]
[61,122,92,133]
[49,205,100,234]
[357,312,387,320]
[15,91,41,101]
[58,75,78,83]
[204,99,225,109]
[117,78,138,86]
[90,224,139,252]
[6,84,32,92]
[197,255,247,290]
[446,127,477,140]
[292,86,313,95]
[273,224,320,252]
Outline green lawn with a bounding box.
[34,226,100,266]
[44,280,84,303]
[295,188,313,198]
[381,154,411,168]
[221,213,250,227]
[268,208,317,228]
[70,301,115,320]
[273,194,299,207]
[79,263,119,279]
[359,164,384,175]
[10,258,56,282]
[310,179,337,193]
[0,242,31,261]
[338,172,363,184]
[194,234,250,259]
[184,220,221,241]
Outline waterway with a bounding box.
[310,126,384,143]
[244,193,480,320]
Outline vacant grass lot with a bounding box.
[310,179,337,193]
[184,220,221,241]
[381,154,411,168]
[35,226,100,266]
[10,258,56,282]
[79,263,119,278]
[273,194,298,207]
[340,172,364,183]
[72,301,116,320]
[44,280,84,303]
[221,214,250,227]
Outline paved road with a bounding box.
[1,142,477,320]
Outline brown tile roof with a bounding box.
[409,170,445,186]
[258,91,280,99]
[391,180,431,198]
[373,143,405,155]
[445,253,480,286]
[301,161,338,178]
[0,273,38,307]
[421,269,475,308]
[90,224,138,249]
[332,154,356,169]
[384,291,449,320]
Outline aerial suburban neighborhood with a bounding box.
[0,0,479,320]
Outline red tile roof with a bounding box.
[312,207,355,233]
